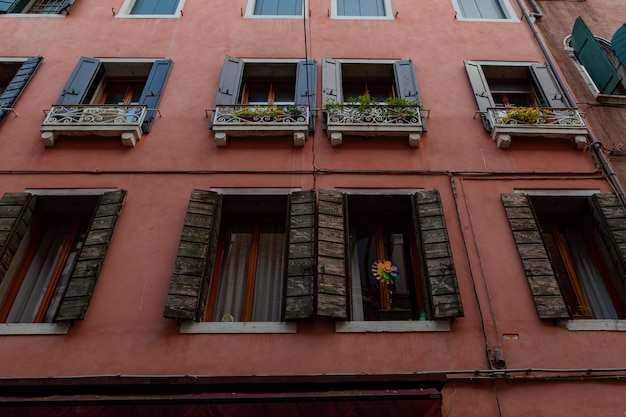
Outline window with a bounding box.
[117,0,184,17]
[569,17,626,100]
[502,192,626,321]
[211,57,317,145]
[164,190,316,326]
[0,0,74,15]
[452,0,517,21]
[41,57,172,146]
[317,189,464,322]
[0,57,42,125]
[246,0,304,17]
[0,190,126,324]
[321,59,424,146]
[331,0,392,18]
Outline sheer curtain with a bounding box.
[251,223,285,322]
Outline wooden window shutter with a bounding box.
[529,64,569,108]
[0,192,36,289]
[463,60,494,131]
[571,17,621,95]
[163,190,222,321]
[55,57,103,105]
[0,56,42,125]
[214,56,245,105]
[413,190,463,319]
[501,194,570,320]
[295,60,317,132]
[321,58,342,130]
[589,193,626,311]
[316,189,348,319]
[54,190,127,322]
[611,24,626,71]
[284,190,316,320]
[2,0,28,13]
[0,1,15,13]
[393,60,421,103]
[138,59,173,133]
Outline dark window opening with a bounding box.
[239,64,297,105]
[341,63,396,102]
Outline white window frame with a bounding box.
[116,0,186,18]
[244,0,308,19]
[330,0,394,20]
[451,0,518,22]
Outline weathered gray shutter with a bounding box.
[214,56,245,105]
[164,190,222,321]
[571,17,621,95]
[56,57,102,105]
[138,59,173,133]
[501,194,570,320]
[317,189,347,319]
[394,60,421,102]
[3,0,28,13]
[284,190,316,320]
[589,193,626,311]
[529,64,569,108]
[295,60,317,132]
[54,190,127,322]
[0,0,15,13]
[0,56,42,125]
[321,58,342,130]
[413,190,463,319]
[612,24,626,69]
[0,192,36,288]
[463,60,494,131]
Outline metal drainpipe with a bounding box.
[515,0,626,207]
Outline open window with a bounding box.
[322,59,424,146]
[464,60,587,148]
[211,57,316,147]
[569,17,626,104]
[502,192,626,321]
[40,57,172,147]
[0,0,74,15]
[317,189,464,323]
[0,56,42,125]
[0,190,126,325]
[164,190,315,331]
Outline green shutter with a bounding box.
[284,190,316,320]
[571,17,621,95]
[0,56,42,125]
[611,24,626,70]
[589,193,626,312]
[317,189,348,319]
[138,59,173,133]
[0,193,36,288]
[413,190,463,319]
[54,190,127,322]
[501,194,570,320]
[164,190,222,321]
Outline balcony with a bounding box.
[40,105,147,147]
[486,108,588,149]
[324,104,424,147]
[211,105,310,147]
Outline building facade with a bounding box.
[0,0,625,415]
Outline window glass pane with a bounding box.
[246,81,272,104]
[131,0,179,15]
[458,0,506,18]
[273,82,295,104]
[255,0,302,15]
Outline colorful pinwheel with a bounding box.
[372,260,400,285]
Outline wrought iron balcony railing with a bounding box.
[40,105,147,147]
[324,104,424,147]
[485,108,588,149]
[211,105,310,147]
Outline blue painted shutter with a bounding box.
[3,0,28,13]
[56,57,102,105]
[215,56,245,105]
[611,24,626,70]
[571,17,621,95]
[0,0,16,12]
[295,60,317,132]
[463,60,494,131]
[138,59,173,133]
[321,58,342,130]
[0,56,42,125]
[529,64,569,108]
